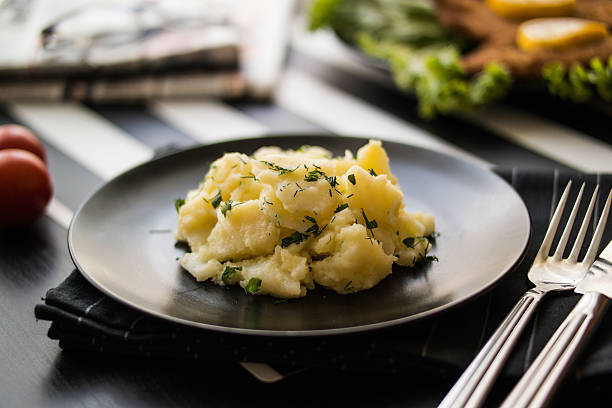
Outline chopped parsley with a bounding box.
[368,168,378,176]
[220,199,239,217]
[402,236,428,249]
[361,209,378,233]
[305,224,319,234]
[244,277,262,294]
[281,231,309,247]
[211,191,222,208]
[335,203,349,213]
[174,198,185,213]
[303,216,326,236]
[222,266,242,285]
[261,161,297,175]
[348,174,356,185]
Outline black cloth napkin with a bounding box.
[35,169,612,379]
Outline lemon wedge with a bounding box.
[517,18,609,51]
[486,0,576,19]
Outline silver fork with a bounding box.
[438,181,611,408]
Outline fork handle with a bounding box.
[438,288,546,408]
[500,292,610,408]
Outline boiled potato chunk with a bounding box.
[311,223,396,294]
[205,200,279,261]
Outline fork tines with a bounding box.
[538,181,612,264]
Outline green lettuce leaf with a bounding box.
[542,57,612,103]
[308,0,511,118]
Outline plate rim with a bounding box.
[68,133,531,337]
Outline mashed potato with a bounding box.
[175,140,435,298]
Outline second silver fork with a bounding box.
[438,181,611,408]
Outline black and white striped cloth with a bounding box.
[12,23,612,392]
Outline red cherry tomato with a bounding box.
[0,124,47,163]
[0,149,53,226]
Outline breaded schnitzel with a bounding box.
[433,0,612,77]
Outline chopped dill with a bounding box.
[261,160,297,175]
[346,193,354,199]
[305,170,321,182]
[240,173,259,182]
[317,224,328,236]
[294,183,306,197]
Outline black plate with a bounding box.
[69,135,530,336]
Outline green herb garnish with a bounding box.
[244,277,262,294]
[240,173,259,182]
[211,191,222,208]
[344,281,354,292]
[281,231,309,247]
[304,166,339,189]
[294,183,306,197]
[348,174,356,185]
[220,200,233,217]
[335,203,349,213]
[305,224,319,234]
[368,168,377,176]
[174,198,185,213]
[222,265,242,285]
[261,161,297,175]
[305,170,321,182]
[361,209,378,231]
[403,236,427,249]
